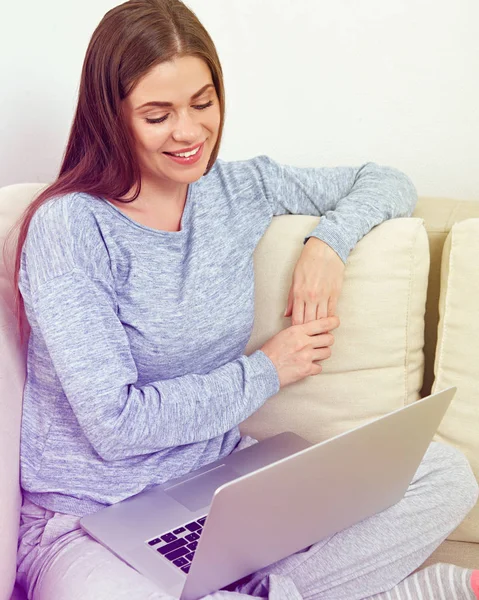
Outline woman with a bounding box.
[8,0,478,598]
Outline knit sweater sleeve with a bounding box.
[20,196,280,462]
[246,156,418,263]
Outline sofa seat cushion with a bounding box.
[432,218,479,543]
[241,216,429,443]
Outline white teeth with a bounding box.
[172,146,200,158]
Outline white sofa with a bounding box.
[1,184,479,600]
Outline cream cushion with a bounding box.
[432,218,479,543]
[241,216,430,443]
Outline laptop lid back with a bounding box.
[181,387,456,600]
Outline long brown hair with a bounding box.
[3,0,226,345]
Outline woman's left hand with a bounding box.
[284,237,345,325]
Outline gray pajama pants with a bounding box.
[16,440,479,600]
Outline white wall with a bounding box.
[1,0,478,199]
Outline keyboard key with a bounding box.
[148,537,162,546]
[185,521,202,532]
[181,564,191,574]
[173,527,186,535]
[165,546,189,561]
[185,532,199,542]
[173,556,189,567]
[197,517,207,526]
[157,538,187,556]
[161,532,177,543]
[185,552,195,561]
[187,541,198,551]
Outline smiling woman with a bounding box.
[106,55,221,227]
[8,0,226,311]
[121,58,220,188]
[6,1,477,600]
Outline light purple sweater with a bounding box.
[18,155,417,516]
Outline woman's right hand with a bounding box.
[260,316,340,389]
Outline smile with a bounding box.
[163,142,205,166]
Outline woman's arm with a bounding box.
[248,155,418,263]
[28,270,278,461]
[21,197,280,463]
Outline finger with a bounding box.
[310,333,334,349]
[325,316,340,331]
[327,296,337,318]
[316,299,329,320]
[304,316,340,335]
[284,287,294,317]
[292,299,305,326]
[304,302,317,324]
[312,346,332,361]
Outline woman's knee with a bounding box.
[33,535,166,600]
[427,441,479,513]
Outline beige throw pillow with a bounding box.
[432,218,479,543]
[241,216,429,443]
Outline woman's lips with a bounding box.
[163,142,205,165]
[164,141,204,155]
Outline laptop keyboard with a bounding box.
[146,516,207,574]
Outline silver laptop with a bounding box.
[80,386,456,600]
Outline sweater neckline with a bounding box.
[100,183,194,237]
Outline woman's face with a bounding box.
[122,55,221,189]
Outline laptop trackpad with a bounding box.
[164,464,240,512]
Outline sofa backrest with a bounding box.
[0,184,43,599]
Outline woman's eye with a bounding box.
[145,114,169,125]
[194,100,214,111]
[145,100,214,124]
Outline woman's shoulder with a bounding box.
[213,154,278,175]
[207,155,281,193]
[22,193,114,293]
[33,191,102,221]
[29,192,109,242]
[25,193,111,265]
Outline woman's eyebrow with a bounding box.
[136,84,214,110]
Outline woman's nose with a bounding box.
[172,110,202,142]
